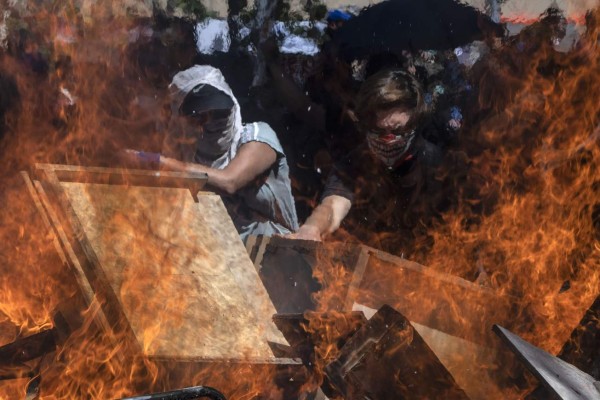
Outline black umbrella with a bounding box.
[333,0,503,59]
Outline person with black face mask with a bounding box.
[153,65,299,241]
[289,68,447,250]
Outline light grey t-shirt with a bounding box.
[215,121,299,241]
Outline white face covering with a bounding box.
[169,65,244,169]
[366,130,416,168]
[192,109,236,161]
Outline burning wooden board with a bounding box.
[247,236,515,398]
[345,247,517,345]
[30,164,290,363]
[325,305,470,400]
[246,236,513,344]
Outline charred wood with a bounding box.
[324,305,469,400]
[272,311,366,367]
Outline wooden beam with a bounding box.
[325,305,470,400]
[348,246,515,345]
[29,164,292,364]
[35,163,207,202]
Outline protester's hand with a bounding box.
[284,224,322,242]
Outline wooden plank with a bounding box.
[0,329,56,366]
[34,164,290,363]
[347,247,514,345]
[20,172,68,266]
[22,173,115,343]
[494,325,600,400]
[344,246,370,309]
[61,183,283,361]
[36,169,139,354]
[253,235,271,271]
[412,322,504,400]
[366,247,498,293]
[256,238,321,314]
[34,181,115,340]
[351,303,509,400]
[272,312,366,365]
[32,180,96,310]
[190,194,289,354]
[244,234,259,261]
[324,305,470,400]
[249,237,508,343]
[36,163,207,202]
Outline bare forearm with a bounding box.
[294,195,351,240]
[158,142,276,195]
[303,203,337,235]
[159,156,234,194]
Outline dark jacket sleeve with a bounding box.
[320,146,364,203]
[321,168,354,203]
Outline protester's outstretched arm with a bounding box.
[289,195,351,241]
[159,141,277,195]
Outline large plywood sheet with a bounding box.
[60,182,286,361]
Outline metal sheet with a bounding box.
[494,325,600,400]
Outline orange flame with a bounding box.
[0,3,598,399]
[302,8,600,400]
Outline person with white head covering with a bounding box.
[158,65,299,241]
